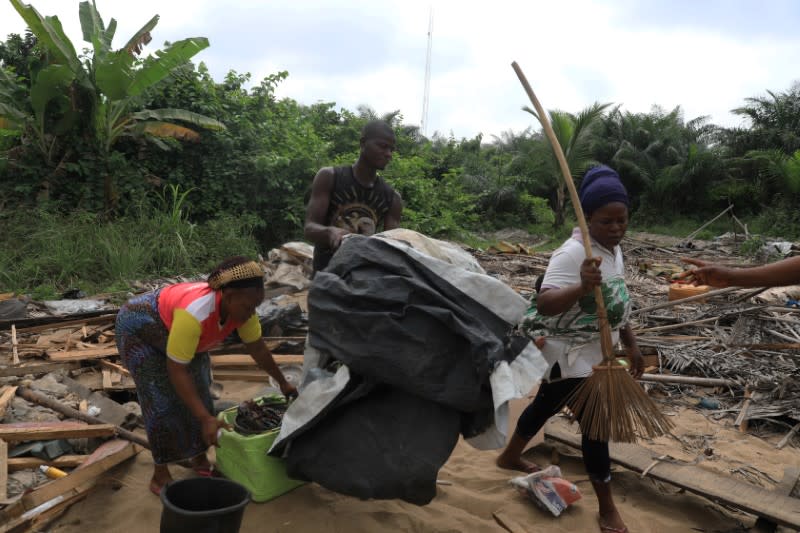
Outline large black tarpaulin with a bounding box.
[271,233,546,504]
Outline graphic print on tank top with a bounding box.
[330,183,391,236]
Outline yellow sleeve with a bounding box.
[237,314,262,344]
[166,308,202,364]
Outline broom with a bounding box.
[510,61,673,442]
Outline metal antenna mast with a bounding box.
[421,7,433,136]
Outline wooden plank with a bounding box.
[46,346,118,362]
[7,312,117,334]
[76,438,131,469]
[754,467,800,533]
[209,336,305,355]
[0,345,44,357]
[274,354,304,365]
[7,455,87,472]
[211,354,257,368]
[0,422,116,442]
[35,328,76,347]
[99,359,129,377]
[0,362,79,378]
[0,440,140,526]
[25,441,138,506]
[101,369,112,389]
[543,419,800,529]
[776,466,800,494]
[734,343,800,350]
[0,386,18,419]
[736,388,753,432]
[4,480,95,533]
[637,335,712,342]
[212,369,270,382]
[640,374,734,387]
[10,324,18,365]
[0,440,6,501]
[211,354,303,368]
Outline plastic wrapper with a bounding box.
[509,465,582,517]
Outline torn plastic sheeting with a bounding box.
[0,299,27,320]
[307,237,524,411]
[265,262,311,290]
[270,233,548,504]
[466,340,549,450]
[280,242,314,262]
[378,228,485,274]
[42,300,109,315]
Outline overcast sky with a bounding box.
[1,0,799,140]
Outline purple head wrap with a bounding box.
[578,165,629,215]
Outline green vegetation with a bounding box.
[0,197,259,297]
[2,1,800,296]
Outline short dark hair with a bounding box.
[361,120,395,141]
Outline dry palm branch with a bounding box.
[510,61,673,442]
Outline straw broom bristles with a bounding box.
[511,61,673,443]
[566,361,674,442]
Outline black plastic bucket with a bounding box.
[160,477,250,533]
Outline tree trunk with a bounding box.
[102,158,119,215]
[552,181,566,228]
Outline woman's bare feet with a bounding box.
[593,480,628,532]
[495,451,541,473]
[150,464,173,496]
[598,509,628,532]
[496,432,541,473]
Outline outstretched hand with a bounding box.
[679,257,733,287]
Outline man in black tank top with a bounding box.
[305,120,403,272]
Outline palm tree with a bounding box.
[734,85,800,150]
[524,102,611,227]
[593,105,723,214]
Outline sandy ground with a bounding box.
[43,377,795,533]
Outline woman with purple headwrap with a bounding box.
[496,165,642,533]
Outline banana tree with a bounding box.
[6,0,225,210]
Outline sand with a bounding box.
[43,377,795,533]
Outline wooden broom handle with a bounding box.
[511,61,615,359]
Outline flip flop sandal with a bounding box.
[193,466,214,477]
[599,526,628,533]
[598,516,628,533]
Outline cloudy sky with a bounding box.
[1,0,799,140]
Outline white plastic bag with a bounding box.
[509,465,582,517]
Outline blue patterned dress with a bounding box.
[115,290,213,464]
